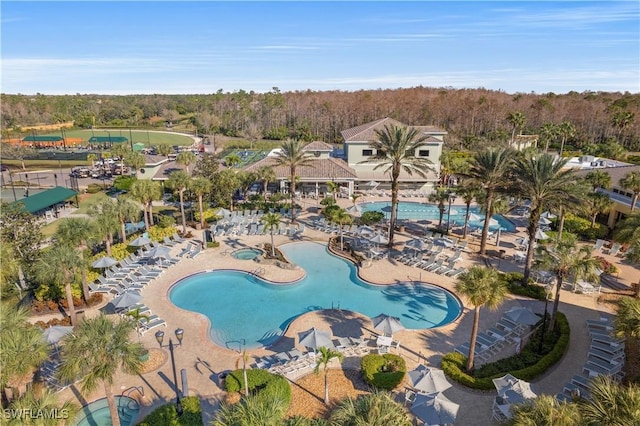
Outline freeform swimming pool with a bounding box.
[360,201,516,232]
[73,396,139,426]
[169,242,462,349]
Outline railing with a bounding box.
[251,267,265,277]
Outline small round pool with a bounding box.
[73,396,139,426]
[231,248,263,260]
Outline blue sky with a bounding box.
[1,1,638,95]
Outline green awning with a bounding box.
[11,186,78,214]
[22,136,64,142]
[88,136,129,144]
[132,143,146,151]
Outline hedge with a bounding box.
[224,368,291,407]
[441,313,570,390]
[138,395,203,426]
[361,354,406,390]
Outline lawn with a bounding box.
[46,129,194,146]
[41,192,109,237]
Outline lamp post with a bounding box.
[155,328,185,416]
[538,289,551,355]
[446,192,456,234]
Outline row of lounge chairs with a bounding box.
[393,248,466,277]
[593,239,623,256]
[178,242,203,258]
[558,318,625,401]
[40,353,73,392]
[120,303,168,335]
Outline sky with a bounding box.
[1,1,638,95]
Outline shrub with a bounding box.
[109,242,135,260]
[157,214,176,228]
[361,353,406,390]
[563,213,609,240]
[148,225,177,242]
[206,241,220,248]
[441,313,570,390]
[224,368,291,408]
[194,208,218,223]
[85,183,103,194]
[138,395,202,426]
[593,256,618,274]
[360,211,384,225]
[113,175,136,191]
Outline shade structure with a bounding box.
[492,374,537,405]
[408,365,452,394]
[467,212,483,221]
[146,245,172,260]
[447,208,458,216]
[514,237,529,247]
[92,256,118,269]
[405,238,426,253]
[298,327,334,350]
[540,211,557,219]
[42,326,74,345]
[504,307,541,326]
[366,180,380,188]
[216,208,232,218]
[109,290,142,310]
[410,392,459,426]
[538,216,552,226]
[357,225,375,236]
[371,314,405,336]
[347,204,362,214]
[369,233,389,245]
[129,236,151,247]
[482,217,500,227]
[534,229,549,240]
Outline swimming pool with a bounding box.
[231,248,263,260]
[360,201,516,232]
[170,242,462,349]
[73,396,139,426]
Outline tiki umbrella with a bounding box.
[42,326,74,345]
[408,365,452,394]
[371,314,405,336]
[410,392,459,426]
[92,256,118,269]
[129,235,151,247]
[298,327,334,350]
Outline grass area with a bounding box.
[55,129,194,146]
[40,192,109,236]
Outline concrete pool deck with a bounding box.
[59,198,638,425]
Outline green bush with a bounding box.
[157,214,176,228]
[148,225,177,241]
[359,211,384,225]
[361,354,406,390]
[85,183,103,194]
[563,213,609,240]
[194,207,218,223]
[441,313,570,390]
[138,395,203,426]
[206,241,220,248]
[113,175,136,191]
[224,369,291,406]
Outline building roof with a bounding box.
[244,156,357,180]
[10,186,78,214]
[88,136,129,144]
[22,135,64,142]
[149,161,188,181]
[303,141,334,152]
[144,155,168,166]
[574,164,640,187]
[341,117,446,142]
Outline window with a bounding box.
[405,150,415,157]
[419,150,430,157]
[362,149,373,156]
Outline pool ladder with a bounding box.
[331,301,340,310]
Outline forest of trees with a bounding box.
[1,87,638,151]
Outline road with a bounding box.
[2,167,117,191]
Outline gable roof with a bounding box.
[303,141,334,151]
[10,186,78,214]
[244,156,357,180]
[341,117,446,142]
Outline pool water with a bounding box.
[360,201,516,232]
[73,396,139,426]
[232,248,263,260]
[170,242,462,349]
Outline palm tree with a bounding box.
[428,189,450,228]
[361,125,434,246]
[273,139,314,224]
[255,165,276,198]
[584,192,613,228]
[190,177,212,229]
[167,170,191,233]
[114,196,140,242]
[507,111,526,149]
[535,234,600,332]
[155,144,173,158]
[285,416,328,426]
[465,147,515,255]
[328,391,411,426]
[454,266,508,371]
[176,150,197,174]
[457,185,481,239]
[213,390,288,426]
[235,350,250,396]
[55,217,95,302]
[557,121,576,157]
[614,297,640,339]
[350,193,362,207]
[224,153,242,168]
[125,307,150,343]
[7,388,79,426]
[613,211,640,295]
[88,200,119,256]
[57,315,143,426]
[507,394,581,426]
[514,153,578,284]
[0,307,50,398]
[550,180,589,243]
[580,375,640,425]
[130,179,162,230]
[611,109,635,144]
[261,212,281,257]
[35,245,84,325]
[314,346,344,405]
[327,180,340,200]
[123,151,146,174]
[331,208,353,250]
[584,169,612,192]
[620,170,640,212]
[539,122,558,153]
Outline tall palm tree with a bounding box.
[465,147,516,255]
[580,375,640,425]
[507,394,581,426]
[114,196,140,242]
[55,217,95,303]
[190,176,212,229]
[428,189,451,228]
[361,125,434,246]
[457,185,481,239]
[454,266,508,371]
[514,153,578,284]
[539,122,558,153]
[273,139,314,224]
[585,169,612,192]
[224,153,242,168]
[314,346,344,405]
[507,111,526,149]
[57,315,143,426]
[155,144,173,158]
[614,297,640,339]
[327,180,340,200]
[35,245,84,325]
[613,211,640,295]
[584,192,613,228]
[535,234,600,332]
[130,179,162,230]
[167,170,191,233]
[261,212,281,257]
[331,208,353,250]
[620,170,640,212]
[328,391,411,426]
[255,165,276,198]
[557,121,576,157]
[123,151,146,174]
[7,388,79,426]
[176,150,197,174]
[611,109,635,144]
[88,200,119,256]
[235,350,250,396]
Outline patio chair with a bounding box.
[445,267,467,278]
[178,242,194,257]
[593,239,606,251]
[163,236,178,247]
[605,242,622,256]
[139,317,167,335]
[89,283,112,294]
[187,244,202,258]
[172,233,186,243]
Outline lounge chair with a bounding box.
[89,283,112,293]
[188,244,202,258]
[140,317,167,334]
[172,233,186,243]
[605,242,622,256]
[593,239,606,251]
[445,267,466,278]
[178,242,194,257]
[163,236,178,247]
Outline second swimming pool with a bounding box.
[169,242,462,349]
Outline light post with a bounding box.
[446,192,456,234]
[155,328,185,416]
[538,289,551,355]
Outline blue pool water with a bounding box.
[170,242,462,349]
[74,396,139,426]
[232,248,263,260]
[360,201,516,232]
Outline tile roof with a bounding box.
[244,157,357,180]
[303,141,334,151]
[341,117,446,142]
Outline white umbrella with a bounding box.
[371,314,405,336]
[366,180,380,188]
[298,327,334,350]
[405,239,426,253]
[535,229,549,240]
[217,208,232,217]
[538,216,552,226]
[447,208,458,216]
[129,236,151,247]
[504,307,541,326]
[146,245,172,260]
[541,211,557,219]
[357,226,375,236]
[468,212,483,221]
[483,217,499,227]
[369,233,389,245]
[493,374,537,405]
[347,204,362,214]
[410,392,459,426]
[515,237,529,247]
[92,256,118,269]
[109,290,142,310]
[42,326,74,345]
[408,365,452,394]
